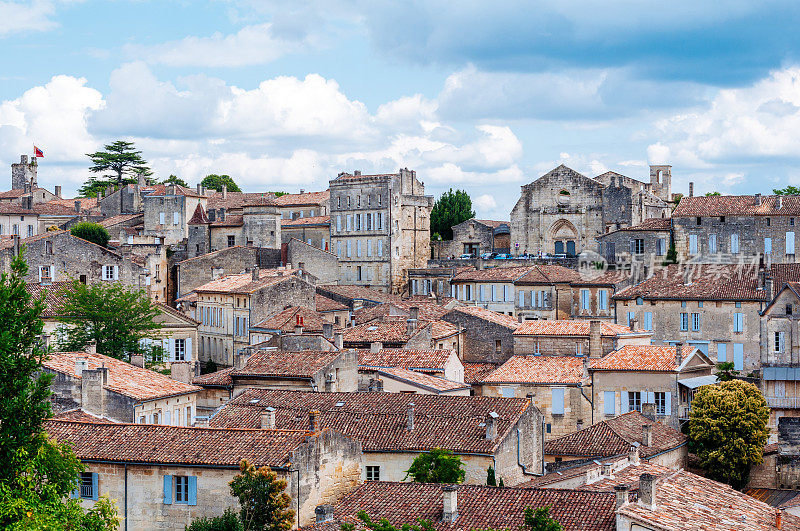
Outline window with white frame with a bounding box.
[654,392,667,416]
[174,338,186,361]
[775,331,785,353]
[628,391,642,412]
[731,233,740,254]
[366,466,380,481]
[691,313,701,332]
[680,313,689,331]
[103,265,116,281]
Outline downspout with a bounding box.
[579,383,594,425]
[293,468,300,527]
[124,463,128,531]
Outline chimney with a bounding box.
[196,183,202,194]
[370,341,382,353]
[406,317,418,335]
[354,170,361,176]
[300,189,305,194]
[261,407,276,429]
[322,323,334,340]
[777,509,783,530]
[252,267,260,281]
[485,411,499,440]
[628,318,637,332]
[74,200,81,213]
[167,184,176,196]
[170,361,193,384]
[334,333,343,350]
[234,350,252,370]
[638,473,657,510]
[315,505,334,524]
[54,185,62,198]
[442,486,458,523]
[614,484,629,509]
[582,355,590,380]
[756,193,762,205]
[130,354,145,368]
[688,182,694,197]
[75,356,89,376]
[641,402,656,421]
[628,445,640,466]
[407,403,415,431]
[766,276,774,301]
[589,320,602,358]
[675,342,683,367]
[86,341,97,355]
[294,314,304,335]
[222,184,227,199]
[779,196,784,209]
[309,410,320,432]
[642,424,653,446]
[81,367,107,418]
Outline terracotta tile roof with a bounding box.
[98,213,142,227]
[141,184,202,198]
[589,344,699,372]
[462,362,497,384]
[154,301,200,326]
[513,320,636,337]
[617,469,800,530]
[544,411,686,459]
[0,189,28,198]
[615,217,672,231]
[188,203,209,224]
[472,219,509,229]
[570,268,633,287]
[210,214,243,227]
[235,350,341,378]
[207,191,277,210]
[281,215,330,227]
[613,263,767,301]
[372,367,470,393]
[343,320,414,343]
[674,194,800,217]
[430,319,460,340]
[212,389,532,453]
[481,355,585,384]
[47,196,98,210]
[317,284,400,305]
[332,172,397,182]
[316,293,349,312]
[353,301,450,325]
[254,306,339,333]
[42,351,200,401]
[194,268,300,295]
[771,263,800,288]
[25,281,72,318]
[447,305,521,330]
[192,367,234,387]
[357,348,455,372]
[0,203,36,215]
[581,462,674,491]
[516,265,583,285]
[45,420,314,468]
[452,265,538,282]
[274,190,329,206]
[329,482,616,531]
[52,409,120,424]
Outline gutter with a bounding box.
[80,458,290,472]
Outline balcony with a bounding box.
[765,396,800,409]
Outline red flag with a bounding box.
[34,146,43,157]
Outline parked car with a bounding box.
[480,252,497,259]
[458,253,474,260]
[495,253,513,259]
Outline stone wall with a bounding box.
[441,309,516,364]
[513,335,648,357]
[598,229,670,264]
[286,238,339,284]
[176,246,281,297]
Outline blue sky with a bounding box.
[3,1,800,219]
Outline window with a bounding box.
[680,313,689,331]
[501,387,515,398]
[628,391,642,412]
[598,290,608,310]
[767,217,771,227]
[356,213,361,230]
[173,212,180,225]
[519,290,525,307]
[691,313,701,332]
[346,241,351,257]
[627,311,635,326]
[643,312,653,331]
[603,391,616,415]
[733,313,744,333]
[226,234,236,247]
[793,218,796,227]
[174,338,186,361]
[656,238,666,256]
[708,234,717,254]
[347,196,351,208]
[788,304,794,316]
[77,472,97,500]
[103,265,117,281]
[336,215,342,232]
[632,239,644,254]
[366,466,380,481]
[186,406,192,426]
[765,237,772,255]
[788,232,796,255]
[546,423,551,434]
[174,476,189,503]
[357,195,361,207]
[378,212,383,230]
[346,215,352,231]
[495,339,502,354]
[696,217,702,225]
[775,331,785,353]
[733,343,744,370]
[551,388,565,415]
[581,289,590,310]
[730,233,740,254]
[698,301,703,308]
[356,266,362,281]
[654,392,667,416]
[378,194,382,206]
[681,301,687,308]
[689,235,698,255]
[337,196,341,208]
[27,224,33,237]
[39,265,52,283]
[636,297,644,306]
[159,212,165,224]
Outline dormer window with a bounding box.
[788,304,793,316]
[696,217,702,225]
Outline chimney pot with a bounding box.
[756,193,762,205]
[485,411,499,440]
[614,484,629,509]
[407,403,415,431]
[628,445,640,465]
[309,409,320,432]
[638,473,657,510]
[334,333,343,350]
[409,306,419,321]
[54,185,62,198]
[442,486,458,523]
[777,509,783,530]
[86,341,97,355]
[252,267,260,281]
[779,196,784,209]
[628,318,637,332]
[322,323,334,340]
[196,183,202,194]
[261,407,276,429]
[222,184,228,199]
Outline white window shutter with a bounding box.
[38,266,43,282]
[788,232,796,254]
[621,391,629,413]
[113,265,119,280]
[664,392,672,416]
[646,391,655,404]
[173,212,180,225]
[168,338,175,362]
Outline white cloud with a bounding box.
[0,1,59,36]
[124,23,314,67]
[473,193,497,211]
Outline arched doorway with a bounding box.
[550,219,579,256]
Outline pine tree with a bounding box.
[430,189,475,240]
[83,141,151,208]
[486,466,496,486]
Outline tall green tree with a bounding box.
[689,379,770,489]
[229,460,294,531]
[430,189,475,240]
[161,174,188,187]
[486,466,497,486]
[0,250,118,529]
[715,362,739,382]
[774,186,800,195]
[57,281,160,361]
[201,174,241,193]
[82,141,151,208]
[70,222,110,248]
[404,448,466,483]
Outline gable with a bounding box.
[523,165,604,193]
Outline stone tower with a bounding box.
[187,204,210,258]
[649,164,672,202]
[11,155,37,190]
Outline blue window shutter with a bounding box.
[665,392,672,416]
[163,475,173,504]
[91,472,99,501]
[646,391,655,405]
[604,391,615,415]
[621,391,629,413]
[551,388,565,415]
[717,343,727,363]
[733,344,744,370]
[188,476,197,506]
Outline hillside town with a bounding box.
[4,149,800,530]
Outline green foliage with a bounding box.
[268,191,287,197]
[486,466,496,486]
[201,174,242,193]
[229,460,294,531]
[204,360,219,374]
[662,234,678,265]
[774,186,800,196]
[430,189,475,240]
[340,511,434,531]
[186,508,243,531]
[163,175,189,187]
[404,448,466,484]
[56,280,160,361]
[81,140,150,197]
[715,362,739,382]
[705,191,722,196]
[498,477,504,487]
[522,506,561,531]
[689,379,770,489]
[70,222,110,248]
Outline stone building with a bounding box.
[211,388,543,486]
[514,265,583,320]
[613,263,773,372]
[248,305,342,345]
[568,269,631,322]
[357,348,465,383]
[434,218,510,258]
[281,216,331,250]
[47,419,363,529]
[193,268,316,367]
[441,305,521,364]
[342,315,463,355]
[175,245,281,300]
[285,238,340,284]
[672,194,800,264]
[275,189,330,219]
[449,266,541,317]
[0,202,38,238]
[596,217,672,265]
[315,284,400,311]
[512,320,651,357]
[358,366,471,395]
[407,265,463,299]
[510,165,672,257]
[329,169,433,294]
[187,200,281,258]
[42,348,200,424]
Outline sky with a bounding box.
[4,1,800,219]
